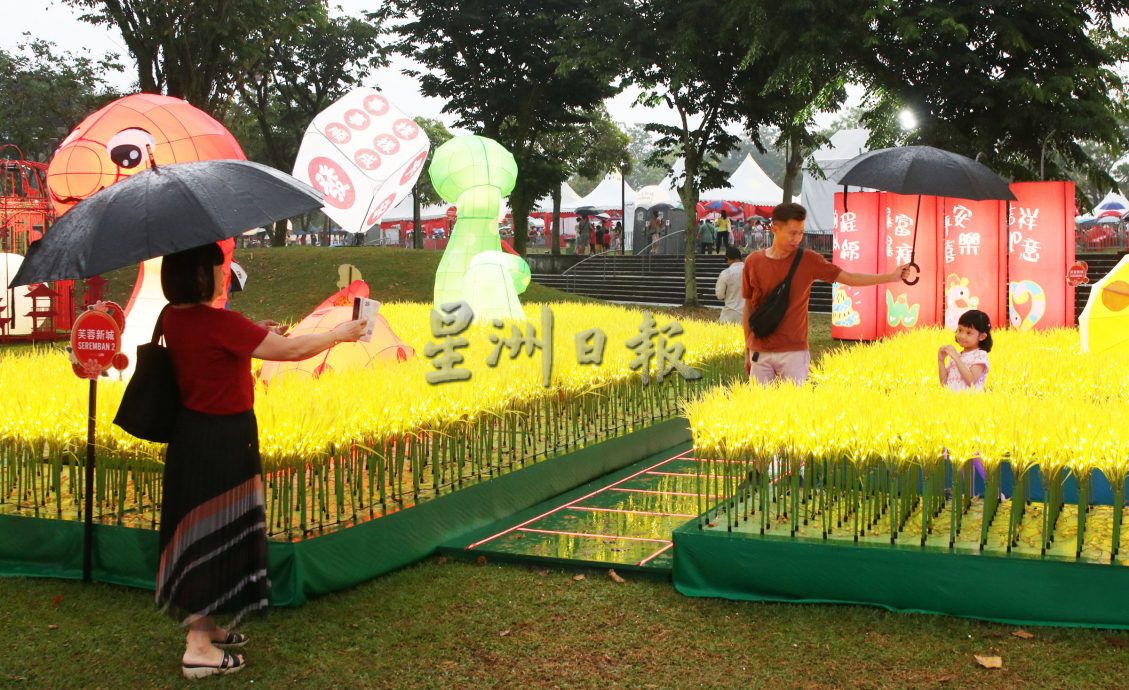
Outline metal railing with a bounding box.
[1075,223,1127,253]
[559,229,837,291]
[561,229,695,291]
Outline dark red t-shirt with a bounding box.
[163,305,269,415]
[741,248,842,353]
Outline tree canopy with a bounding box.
[236,13,387,172]
[0,39,122,161]
[65,0,324,117]
[384,0,621,253]
[858,0,1129,190]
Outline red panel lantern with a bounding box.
[941,198,1008,330]
[1007,181,1076,330]
[831,192,883,341]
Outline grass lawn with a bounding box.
[100,247,591,324]
[8,248,1118,688]
[3,559,1125,690]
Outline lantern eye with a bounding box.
[106,128,156,169]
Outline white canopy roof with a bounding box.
[634,183,680,208]
[534,182,583,212]
[565,172,636,211]
[700,154,786,205]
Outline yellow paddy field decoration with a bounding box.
[1,302,744,537]
[686,327,1129,563]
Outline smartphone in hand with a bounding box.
[351,297,380,343]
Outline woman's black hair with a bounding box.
[161,243,224,305]
[957,309,992,352]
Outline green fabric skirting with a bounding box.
[672,523,1129,629]
[1,418,690,606]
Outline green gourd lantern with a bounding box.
[429,135,529,323]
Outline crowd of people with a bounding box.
[574,214,624,255]
[699,213,773,254]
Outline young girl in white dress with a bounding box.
[938,309,995,497]
[938,309,991,391]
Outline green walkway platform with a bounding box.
[441,443,698,574]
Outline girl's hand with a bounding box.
[938,347,948,362]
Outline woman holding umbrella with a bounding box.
[158,243,367,678]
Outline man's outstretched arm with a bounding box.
[838,264,913,286]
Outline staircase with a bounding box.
[533,252,1123,318]
[533,253,830,312]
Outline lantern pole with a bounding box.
[83,378,96,582]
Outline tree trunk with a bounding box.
[511,199,530,255]
[271,219,287,248]
[550,187,562,256]
[412,186,423,249]
[679,173,700,307]
[321,215,330,248]
[682,198,699,306]
[781,132,804,202]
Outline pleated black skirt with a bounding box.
[156,408,270,626]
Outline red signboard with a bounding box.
[1067,260,1089,287]
[941,198,1008,330]
[832,192,882,340]
[1007,181,1076,330]
[880,193,942,337]
[70,305,123,379]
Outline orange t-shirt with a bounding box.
[741,248,842,352]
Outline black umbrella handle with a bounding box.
[902,195,922,285]
[902,260,921,286]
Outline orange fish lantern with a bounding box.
[47,93,245,214]
[258,281,414,383]
[47,94,247,373]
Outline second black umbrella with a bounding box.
[833,146,1016,285]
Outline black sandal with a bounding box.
[182,650,245,679]
[213,631,248,649]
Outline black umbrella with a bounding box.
[9,159,323,288]
[833,145,1016,285]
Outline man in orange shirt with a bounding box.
[742,202,912,385]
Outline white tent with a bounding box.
[1093,190,1129,216]
[534,182,583,212]
[564,172,636,249]
[566,171,636,212]
[636,158,685,208]
[700,154,786,205]
[801,129,870,234]
[382,194,450,222]
[636,178,677,207]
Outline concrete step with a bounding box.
[534,252,1122,316]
